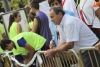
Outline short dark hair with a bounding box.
[95,0,99,2]
[30,0,39,9]
[50,7,65,16]
[0,40,12,50]
[48,0,62,7]
[30,0,45,3]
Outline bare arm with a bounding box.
[95,42,100,52]
[54,42,74,53]
[2,33,8,39]
[28,25,31,32]
[44,42,74,58]
[17,23,22,34]
[24,44,35,63]
[32,18,38,32]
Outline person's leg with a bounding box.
[15,54,24,67]
[23,52,37,67]
[82,50,100,67]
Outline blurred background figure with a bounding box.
[80,0,100,40]
[0,12,8,41]
[28,12,36,31]
[8,11,22,39]
[0,12,8,53]
[62,0,79,18]
[25,5,31,15]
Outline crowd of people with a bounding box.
[0,0,100,67]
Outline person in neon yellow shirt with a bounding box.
[0,12,8,53]
[0,23,7,41]
[8,11,22,39]
[0,23,8,53]
[0,32,46,65]
[28,12,36,31]
[0,23,5,52]
[0,12,8,41]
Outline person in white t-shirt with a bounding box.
[44,7,100,67]
[62,0,79,18]
[39,0,50,16]
[80,0,100,40]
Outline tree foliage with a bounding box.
[9,0,30,10]
[0,0,30,12]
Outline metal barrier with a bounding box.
[78,47,100,67]
[0,51,13,67]
[1,47,100,67]
[38,49,80,67]
[0,49,81,67]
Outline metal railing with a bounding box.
[38,49,80,67]
[78,47,100,67]
[1,47,99,67]
[0,49,81,67]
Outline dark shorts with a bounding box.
[15,54,24,62]
[15,51,38,62]
[82,40,100,67]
